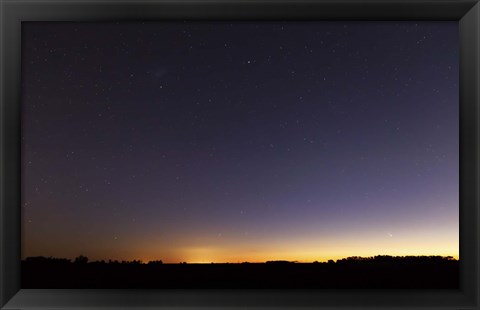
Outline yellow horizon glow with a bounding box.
[22,227,459,263]
[22,201,459,264]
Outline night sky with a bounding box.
[22,22,459,263]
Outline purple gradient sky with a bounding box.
[22,21,458,263]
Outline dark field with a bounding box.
[22,256,458,289]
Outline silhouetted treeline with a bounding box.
[22,255,458,289]
[24,255,456,265]
[337,255,456,263]
[25,256,154,265]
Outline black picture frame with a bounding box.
[1,0,479,309]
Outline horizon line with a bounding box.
[22,253,459,264]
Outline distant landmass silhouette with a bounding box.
[22,255,458,289]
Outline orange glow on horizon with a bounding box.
[22,225,459,263]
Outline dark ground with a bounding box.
[22,256,458,289]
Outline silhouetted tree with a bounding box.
[148,260,163,266]
[74,255,88,264]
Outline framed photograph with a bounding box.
[1,0,479,309]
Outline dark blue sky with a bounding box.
[22,21,458,263]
